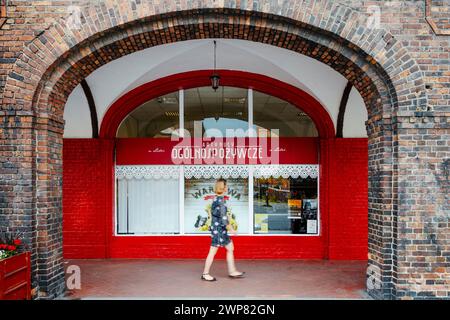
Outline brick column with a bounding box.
[0,114,37,293]
[366,113,397,299]
[34,114,66,299]
[367,111,450,300]
[394,113,449,299]
[0,113,66,299]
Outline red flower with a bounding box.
[13,239,21,246]
[7,245,16,251]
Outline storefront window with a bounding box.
[184,167,249,234]
[116,166,180,234]
[253,90,318,137]
[115,86,320,236]
[117,91,180,138]
[253,175,318,234]
[184,87,248,138]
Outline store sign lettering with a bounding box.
[171,137,279,165]
[190,187,242,200]
[148,147,165,153]
[172,146,263,161]
[115,136,319,165]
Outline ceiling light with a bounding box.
[224,98,246,104]
[158,97,178,104]
[210,40,220,91]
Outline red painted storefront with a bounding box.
[62,71,369,261]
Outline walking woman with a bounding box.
[201,178,245,281]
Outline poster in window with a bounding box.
[288,199,302,219]
[254,213,268,233]
[303,199,318,234]
[184,177,249,234]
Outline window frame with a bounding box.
[114,87,321,237]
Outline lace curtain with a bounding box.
[116,165,318,179]
[116,167,180,234]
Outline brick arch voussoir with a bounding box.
[307,2,427,115]
[40,20,387,119]
[43,25,385,122]
[3,2,427,122]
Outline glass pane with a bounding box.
[116,179,128,234]
[253,90,318,137]
[116,177,180,234]
[253,176,318,234]
[184,176,249,234]
[184,86,248,138]
[117,91,180,138]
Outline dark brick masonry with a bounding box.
[0,0,449,299]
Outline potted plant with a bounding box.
[0,231,31,300]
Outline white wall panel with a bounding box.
[344,87,368,138]
[63,85,92,138]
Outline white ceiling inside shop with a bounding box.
[64,39,368,138]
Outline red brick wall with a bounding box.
[110,236,326,260]
[63,138,368,260]
[62,139,114,259]
[328,138,369,260]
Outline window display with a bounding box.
[115,86,320,236]
[115,165,318,235]
[303,199,318,234]
[253,168,318,234]
[184,168,249,234]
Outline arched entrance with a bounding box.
[81,70,339,260]
[0,4,431,300]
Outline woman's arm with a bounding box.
[228,224,237,234]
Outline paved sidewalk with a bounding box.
[63,259,370,300]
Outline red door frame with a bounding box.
[100,70,335,259]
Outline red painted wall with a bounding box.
[63,139,114,259]
[328,138,369,260]
[115,137,320,165]
[109,236,326,260]
[62,138,368,260]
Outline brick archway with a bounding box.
[0,2,432,300]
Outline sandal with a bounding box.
[201,273,217,281]
[228,271,245,278]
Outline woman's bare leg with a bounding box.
[225,241,243,276]
[202,246,218,280]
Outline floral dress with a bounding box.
[209,195,232,247]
